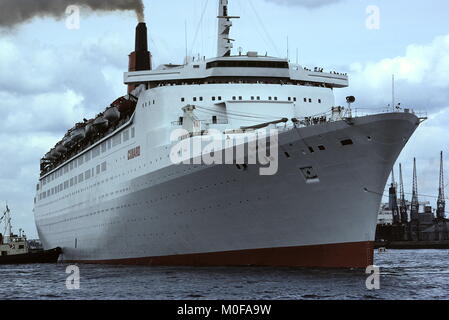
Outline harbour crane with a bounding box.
[399,163,408,224]
[389,169,400,225]
[437,151,446,220]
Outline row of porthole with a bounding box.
[180,96,323,103]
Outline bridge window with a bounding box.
[206,60,289,69]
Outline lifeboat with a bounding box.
[47,149,59,160]
[93,114,109,131]
[104,106,120,122]
[112,96,137,114]
[71,123,86,142]
[62,133,74,148]
[55,142,67,154]
[84,119,95,137]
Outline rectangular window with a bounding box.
[78,174,84,183]
[92,146,100,158]
[193,97,197,102]
[70,162,74,170]
[101,162,107,172]
[96,165,101,175]
[85,170,91,180]
[181,97,185,102]
[85,151,91,162]
[318,99,322,103]
[212,97,216,101]
[101,142,107,153]
[218,96,222,100]
[304,98,307,102]
[78,157,84,166]
[70,178,74,187]
[107,139,112,150]
[123,130,130,142]
[341,139,354,146]
[112,134,121,147]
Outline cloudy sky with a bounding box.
[0,0,448,238]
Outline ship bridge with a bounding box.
[124,53,349,90]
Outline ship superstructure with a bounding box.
[34,1,423,268]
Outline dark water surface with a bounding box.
[1,250,448,300]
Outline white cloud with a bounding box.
[340,34,449,111]
[335,34,449,205]
[0,32,129,237]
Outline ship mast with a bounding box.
[217,0,239,57]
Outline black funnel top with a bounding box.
[135,22,148,52]
[134,22,151,71]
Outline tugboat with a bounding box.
[0,204,61,265]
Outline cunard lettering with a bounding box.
[128,146,141,160]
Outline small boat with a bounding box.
[0,204,62,265]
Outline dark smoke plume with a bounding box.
[0,0,145,28]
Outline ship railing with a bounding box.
[292,107,428,129]
[348,107,427,119]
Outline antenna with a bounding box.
[392,74,395,111]
[437,151,446,220]
[185,20,188,64]
[399,163,408,223]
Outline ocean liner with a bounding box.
[34,0,423,268]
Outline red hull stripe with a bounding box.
[66,241,374,268]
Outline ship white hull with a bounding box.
[35,112,419,267]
